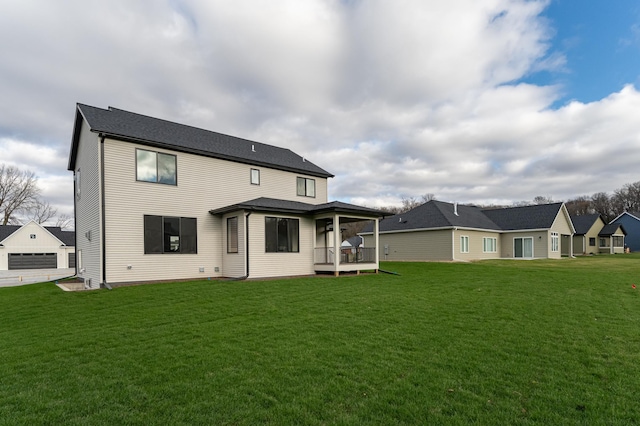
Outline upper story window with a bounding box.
[136,149,177,185]
[297,177,315,197]
[251,169,260,185]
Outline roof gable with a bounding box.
[611,211,640,224]
[570,214,604,235]
[69,104,333,178]
[0,223,75,246]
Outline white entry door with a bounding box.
[514,237,533,258]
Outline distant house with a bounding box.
[68,104,384,288]
[360,200,575,261]
[571,214,626,255]
[341,235,363,253]
[0,221,75,270]
[597,223,626,254]
[571,214,605,255]
[610,211,640,252]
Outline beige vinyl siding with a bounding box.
[102,139,328,283]
[451,229,501,260]
[222,212,246,278]
[247,213,315,278]
[499,231,548,258]
[74,121,102,288]
[551,210,574,236]
[374,229,453,261]
[573,217,604,255]
[549,210,574,258]
[572,235,586,255]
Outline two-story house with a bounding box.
[68,104,383,289]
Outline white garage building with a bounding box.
[0,221,75,270]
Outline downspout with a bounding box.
[100,135,112,290]
[244,211,251,279]
[72,168,78,278]
[452,228,456,261]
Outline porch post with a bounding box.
[333,213,341,276]
[374,218,380,272]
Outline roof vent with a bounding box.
[251,144,256,152]
[302,157,306,162]
[399,217,402,222]
[454,202,459,216]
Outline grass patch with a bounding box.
[2,255,640,424]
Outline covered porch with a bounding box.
[314,213,380,276]
[598,223,626,254]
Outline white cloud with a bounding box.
[0,0,639,213]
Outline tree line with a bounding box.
[0,164,72,229]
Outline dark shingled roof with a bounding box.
[209,197,385,217]
[0,225,75,246]
[481,202,565,231]
[363,200,568,233]
[366,200,501,233]
[598,223,626,237]
[69,104,333,178]
[344,236,363,247]
[46,227,76,246]
[570,214,602,235]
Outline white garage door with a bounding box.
[8,253,58,270]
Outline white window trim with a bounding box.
[483,237,497,253]
[250,168,260,185]
[460,235,469,253]
[551,232,559,252]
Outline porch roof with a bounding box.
[598,223,627,237]
[209,197,386,218]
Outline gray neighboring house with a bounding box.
[360,200,575,261]
[0,221,75,270]
[68,104,383,289]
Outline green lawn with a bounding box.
[2,255,640,424]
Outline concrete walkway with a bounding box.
[0,268,75,287]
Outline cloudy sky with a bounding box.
[1,0,639,224]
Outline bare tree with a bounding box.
[55,213,74,230]
[0,164,40,225]
[611,181,640,215]
[590,192,612,221]
[565,196,592,216]
[26,199,57,224]
[421,193,437,203]
[341,220,369,240]
[533,195,554,205]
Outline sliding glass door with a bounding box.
[514,237,533,258]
